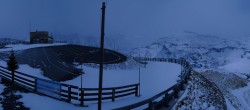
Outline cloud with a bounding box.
[0,0,250,41]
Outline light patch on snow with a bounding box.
[220,58,250,74]
[17,64,50,80]
[231,82,250,110]
[0,79,4,95]
[0,61,6,67]
[225,98,237,110]
[64,65,138,88]
[243,91,250,107]
[19,93,86,110]
[0,43,66,52]
[225,50,244,62]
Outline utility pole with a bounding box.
[80,62,83,91]
[98,2,106,110]
[138,54,141,96]
[139,65,141,96]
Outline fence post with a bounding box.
[148,101,154,110]
[174,88,179,98]
[68,86,71,103]
[180,82,184,91]
[34,77,37,92]
[11,71,14,84]
[80,88,84,106]
[164,93,169,107]
[112,88,115,102]
[135,85,139,96]
[184,78,188,84]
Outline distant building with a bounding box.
[30,31,53,44]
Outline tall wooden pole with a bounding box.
[139,66,141,96]
[81,63,83,90]
[98,2,106,110]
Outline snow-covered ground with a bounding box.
[16,62,181,110]
[6,33,250,109]
[0,43,66,52]
[219,58,250,74]
[130,32,250,109]
[173,72,226,110]
[131,31,250,74]
[0,79,4,110]
[0,61,50,80]
[0,44,182,109]
[231,82,250,110]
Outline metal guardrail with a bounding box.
[113,57,192,110]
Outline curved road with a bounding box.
[1,44,127,81]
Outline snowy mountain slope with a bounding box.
[131,32,250,109]
[2,32,250,109]
[0,38,29,49]
[53,33,154,53]
[174,72,226,110]
[231,82,250,110]
[201,70,248,110]
[131,31,250,73]
[0,38,27,44]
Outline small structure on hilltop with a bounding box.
[30,31,53,44]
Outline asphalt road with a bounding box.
[1,44,127,81]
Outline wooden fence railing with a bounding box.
[0,65,139,106]
[0,66,36,91]
[78,84,139,105]
[0,57,191,109]
[0,41,67,46]
[53,41,68,44]
[0,41,30,46]
[113,57,192,110]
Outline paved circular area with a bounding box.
[13,44,127,81]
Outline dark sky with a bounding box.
[1,0,250,42]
